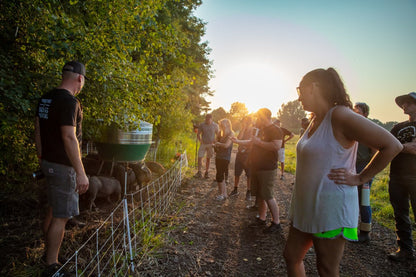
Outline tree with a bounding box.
[0,0,212,191]
[211,107,228,123]
[370,119,398,131]
[228,102,248,131]
[277,100,307,133]
[229,102,248,121]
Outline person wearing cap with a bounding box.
[35,61,89,275]
[388,92,416,262]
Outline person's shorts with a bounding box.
[313,227,358,241]
[250,169,277,200]
[41,160,79,218]
[198,143,214,159]
[234,152,250,177]
[278,148,285,163]
[215,158,230,182]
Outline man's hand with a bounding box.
[76,173,89,194]
[251,136,261,145]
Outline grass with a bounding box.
[284,135,415,233]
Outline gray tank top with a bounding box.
[289,107,358,233]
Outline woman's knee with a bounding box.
[283,243,304,265]
[316,260,339,277]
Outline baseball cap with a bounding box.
[62,61,88,79]
[395,92,416,107]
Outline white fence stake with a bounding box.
[123,198,135,273]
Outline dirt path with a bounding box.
[138,149,416,277]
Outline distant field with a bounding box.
[284,135,414,233]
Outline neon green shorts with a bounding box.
[313,227,358,241]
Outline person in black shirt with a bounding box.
[233,108,283,233]
[214,118,234,200]
[35,61,89,275]
[388,92,416,262]
[229,116,253,199]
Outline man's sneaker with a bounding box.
[229,188,238,197]
[248,218,266,228]
[280,175,285,180]
[388,249,415,262]
[246,204,258,211]
[67,217,86,228]
[263,222,282,234]
[204,171,209,179]
[215,195,226,201]
[245,190,251,201]
[194,171,202,178]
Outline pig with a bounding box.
[144,161,166,177]
[113,164,137,193]
[88,176,121,211]
[130,161,152,189]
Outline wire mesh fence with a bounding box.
[53,152,188,277]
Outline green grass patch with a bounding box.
[284,135,298,175]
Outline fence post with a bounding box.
[123,198,135,273]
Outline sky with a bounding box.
[194,0,416,123]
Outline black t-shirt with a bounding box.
[37,88,82,166]
[250,124,283,171]
[390,120,416,177]
[215,134,233,161]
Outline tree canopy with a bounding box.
[276,100,307,133]
[0,0,212,190]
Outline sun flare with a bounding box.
[210,61,298,115]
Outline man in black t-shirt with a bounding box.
[233,108,283,233]
[388,92,416,262]
[35,61,89,275]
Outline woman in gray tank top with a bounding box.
[283,68,402,277]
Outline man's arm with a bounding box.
[197,125,202,143]
[61,125,89,194]
[284,132,294,143]
[252,136,282,151]
[402,140,416,155]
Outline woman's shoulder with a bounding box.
[331,105,355,123]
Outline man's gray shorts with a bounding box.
[41,160,79,218]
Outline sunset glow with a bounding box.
[196,0,416,123]
[211,61,296,114]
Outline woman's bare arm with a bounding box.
[328,106,403,186]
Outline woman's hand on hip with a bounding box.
[328,168,360,186]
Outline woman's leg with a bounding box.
[220,180,227,197]
[312,235,346,277]
[215,158,222,195]
[284,226,313,277]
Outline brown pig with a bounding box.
[88,176,121,211]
